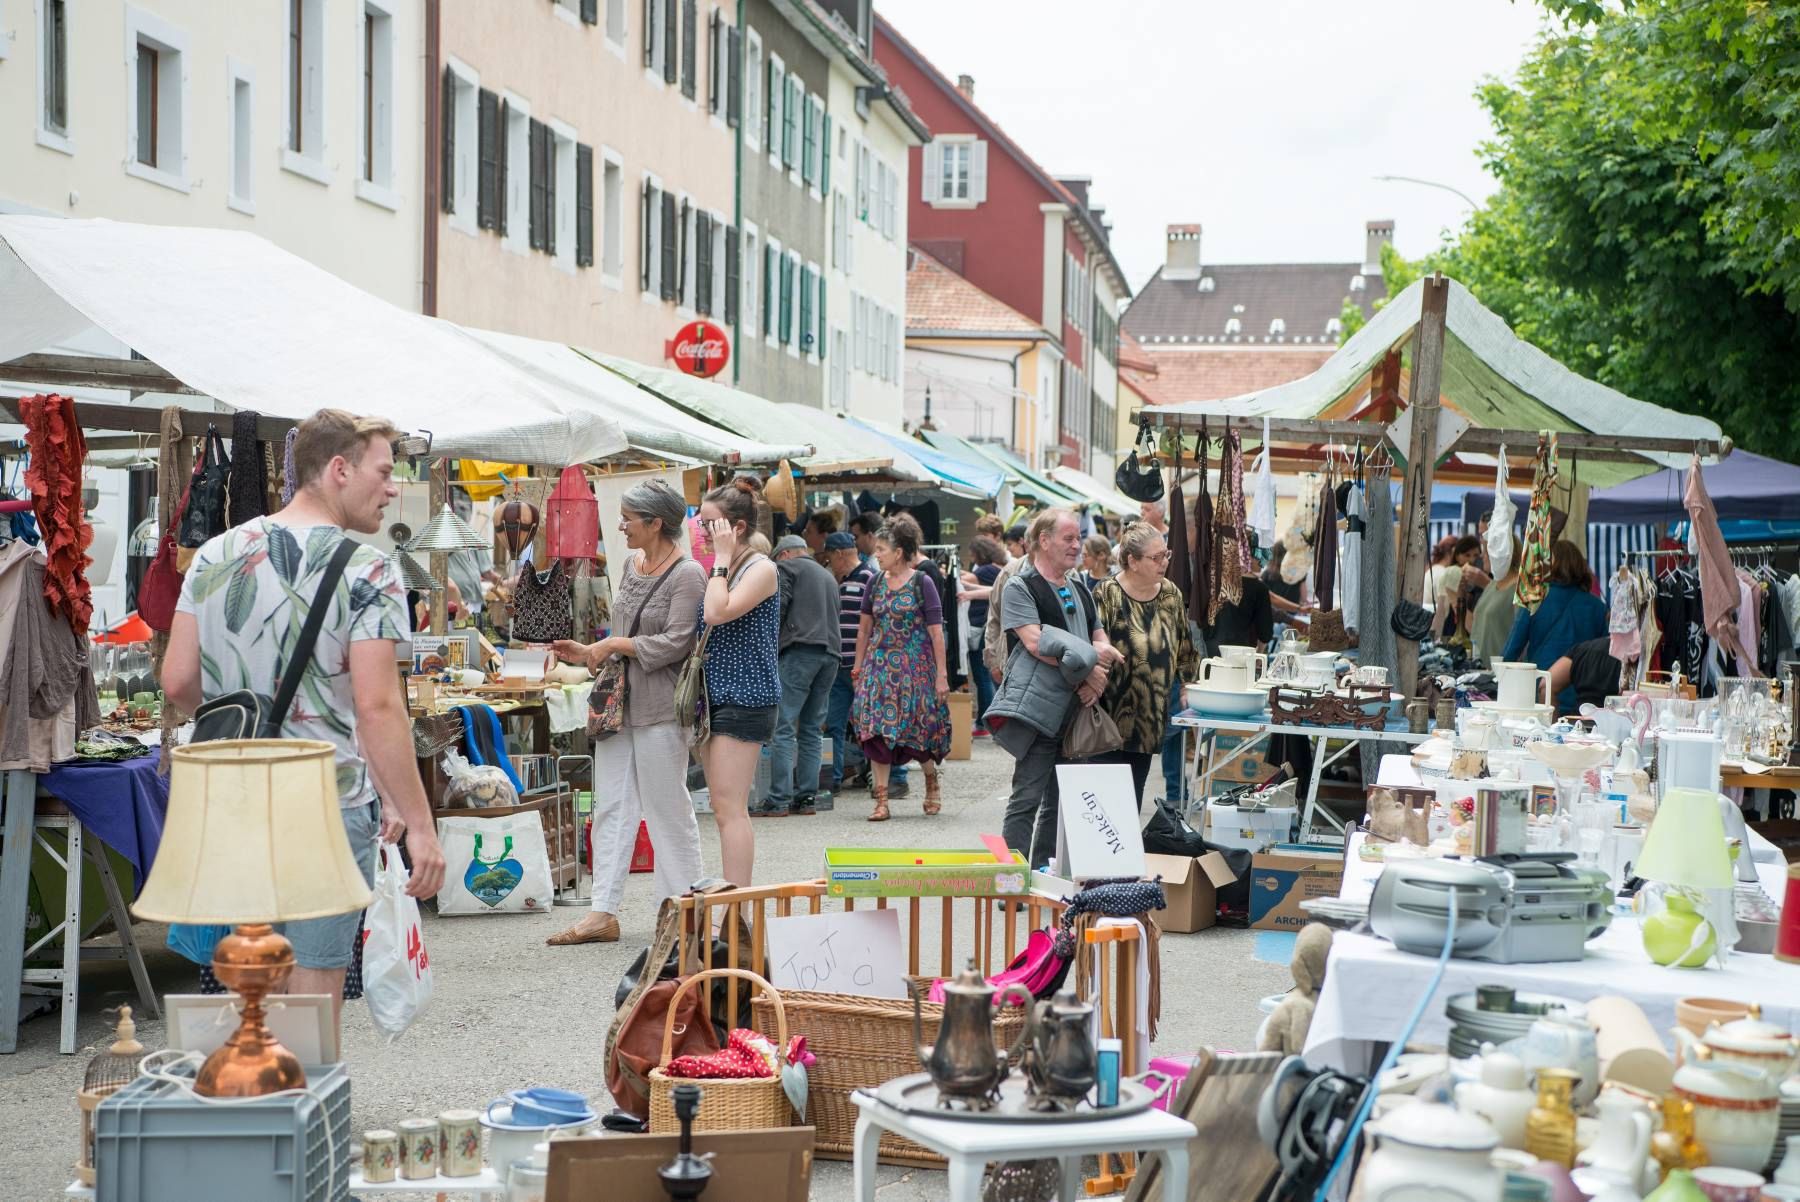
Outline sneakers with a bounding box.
[749,799,790,818]
[887,778,911,799]
[790,793,817,817]
[812,791,834,812]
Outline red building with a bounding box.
[873,16,1128,472]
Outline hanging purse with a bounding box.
[511,560,574,643]
[1114,415,1165,503]
[177,426,232,548]
[673,554,760,742]
[1309,609,1351,652]
[588,559,676,740]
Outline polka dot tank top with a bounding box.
[700,555,782,707]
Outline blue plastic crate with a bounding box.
[95,1062,351,1202]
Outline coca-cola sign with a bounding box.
[665,320,730,378]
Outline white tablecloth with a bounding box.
[1307,776,1795,1074]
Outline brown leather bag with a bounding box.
[604,898,722,1119]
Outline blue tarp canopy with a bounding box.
[844,416,1005,499]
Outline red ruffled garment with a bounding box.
[20,394,94,634]
[664,1028,779,1080]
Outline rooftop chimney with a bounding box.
[1165,223,1202,282]
[1057,176,1092,210]
[1364,220,1395,275]
[956,74,975,100]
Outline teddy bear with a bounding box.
[1257,923,1333,1055]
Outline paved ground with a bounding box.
[0,739,1288,1200]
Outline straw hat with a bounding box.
[764,460,798,521]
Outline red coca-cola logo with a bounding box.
[665,320,730,378]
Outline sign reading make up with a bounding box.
[1054,763,1146,881]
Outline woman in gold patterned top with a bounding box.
[1092,523,1200,807]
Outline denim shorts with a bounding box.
[710,703,777,744]
[278,800,379,970]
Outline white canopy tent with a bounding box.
[457,326,806,466]
[0,216,627,463]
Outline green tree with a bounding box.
[1434,0,1800,458]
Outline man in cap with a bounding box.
[759,534,842,817]
[823,531,872,798]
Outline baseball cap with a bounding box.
[824,532,857,551]
[773,534,810,554]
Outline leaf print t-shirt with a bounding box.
[175,518,408,808]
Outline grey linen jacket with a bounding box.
[983,573,1098,757]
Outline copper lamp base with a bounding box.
[195,923,307,1098]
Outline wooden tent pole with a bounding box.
[1395,275,1450,700]
[429,458,450,636]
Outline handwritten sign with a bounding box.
[1054,763,1146,881]
[765,909,907,1000]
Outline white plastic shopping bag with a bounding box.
[1248,417,1278,550]
[364,846,432,1042]
[435,813,555,916]
[1488,444,1516,578]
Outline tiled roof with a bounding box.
[1135,346,1337,405]
[1123,262,1386,348]
[1120,363,1177,408]
[1118,328,1156,373]
[906,248,1048,337]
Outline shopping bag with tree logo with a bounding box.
[436,814,554,916]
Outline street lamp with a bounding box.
[1373,174,1478,209]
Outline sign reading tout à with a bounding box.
[666,320,730,378]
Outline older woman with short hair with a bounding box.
[548,480,705,945]
[1092,523,1198,806]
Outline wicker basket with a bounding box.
[648,968,791,1135]
[752,983,1031,1166]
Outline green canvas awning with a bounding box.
[917,429,1079,504]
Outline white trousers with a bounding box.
[591,720,704,915]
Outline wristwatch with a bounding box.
[712,565,729,578]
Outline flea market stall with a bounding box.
[1110,276,1800,1202]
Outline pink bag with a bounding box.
[926,928,1067,1004]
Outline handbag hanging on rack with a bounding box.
[511,559,574,643]
[176,426,231,549]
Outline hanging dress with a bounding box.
[851,571,952,766]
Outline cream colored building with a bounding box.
[434,0,737,365]
[819,15,925,426]
[1,0,425,309]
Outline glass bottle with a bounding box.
[1650,1095,1706,1182]
[1523,1067,1578,1168]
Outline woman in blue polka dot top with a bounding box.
[696,477,781,889]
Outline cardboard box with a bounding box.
[1209,732,1269,784]
[1248,843,1346,931]
[1145,851,1239,933]
[947,692,973,761]
[1203,803,1297,853]
[824,847,1031,898]
[547,1127,814,1202]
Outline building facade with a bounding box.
[1,0,425,308]
[1122,220,1393,405]
[872,15,1126,472]
[904,247,1053,449]
[433,0,738,367]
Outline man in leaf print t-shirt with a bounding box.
[165,410,444,1016]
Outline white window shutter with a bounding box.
[969,140,988,204]
[921,140,940,202]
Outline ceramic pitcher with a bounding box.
[1496,661,1555,709]
[1576,1091,1654,1193]
[1199,657,1255,694]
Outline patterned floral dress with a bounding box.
[851,571,952,765]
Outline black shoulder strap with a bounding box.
[260,536,359,738]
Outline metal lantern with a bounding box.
[391,550,439,593]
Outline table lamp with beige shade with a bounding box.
[132,740,371,1097]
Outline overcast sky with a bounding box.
[878,0,1551,291]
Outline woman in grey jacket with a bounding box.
[984,509,1121,868]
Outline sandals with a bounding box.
[923,772,942,817]
[546,912,620,945]
[868,784,890,823]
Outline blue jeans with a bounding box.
[769,645,838,805]
[969,636,997,720]
[1160,676,1185,802]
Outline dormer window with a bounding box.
[1268,318,1286,337]
[1326,316,1344,339]
[1197,276,1215,292]
[1224,317,1241,336]
[1349,274,1367,293]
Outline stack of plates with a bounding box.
[1445,991,1585,1059]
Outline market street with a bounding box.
[0,739,1286,1201]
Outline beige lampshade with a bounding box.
[133,740,373,924]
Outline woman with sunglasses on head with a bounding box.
[692,477,781,887]
[1091,524,1198,808]
[985,508,1124,869]
[851,514,952,821]
[546,480,705,944]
